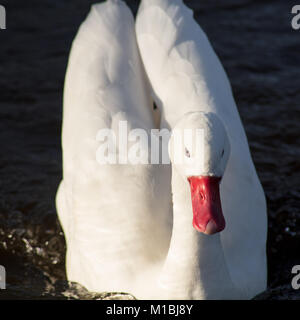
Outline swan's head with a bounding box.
[168,112,230,235]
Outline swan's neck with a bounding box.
[158,168,239,299]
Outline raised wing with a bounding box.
[136,0,242,131]
[56,0,172,294]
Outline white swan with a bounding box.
[136,0,267,299]
[56,0,172,297]
[56,0,268,300]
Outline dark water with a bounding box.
[0,0,299,299]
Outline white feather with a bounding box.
[136,0,267,299]
[56,0,172,296]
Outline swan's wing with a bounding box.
[135,0,242,130]
[63,0,154,165]
[56,0,172,294]
[60,0,153,234]
[136,0,267,297]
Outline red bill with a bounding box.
[187,176,225,235]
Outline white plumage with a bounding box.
[56,0,268,300]
[56,0,172,297]
[136,0,267,299]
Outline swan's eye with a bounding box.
[185,147,190,158]
[153,102,158,110]
[221,149,225,157]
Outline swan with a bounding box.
[135,0,268,299]
[56,0,268,300]
[56,0,172,297]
